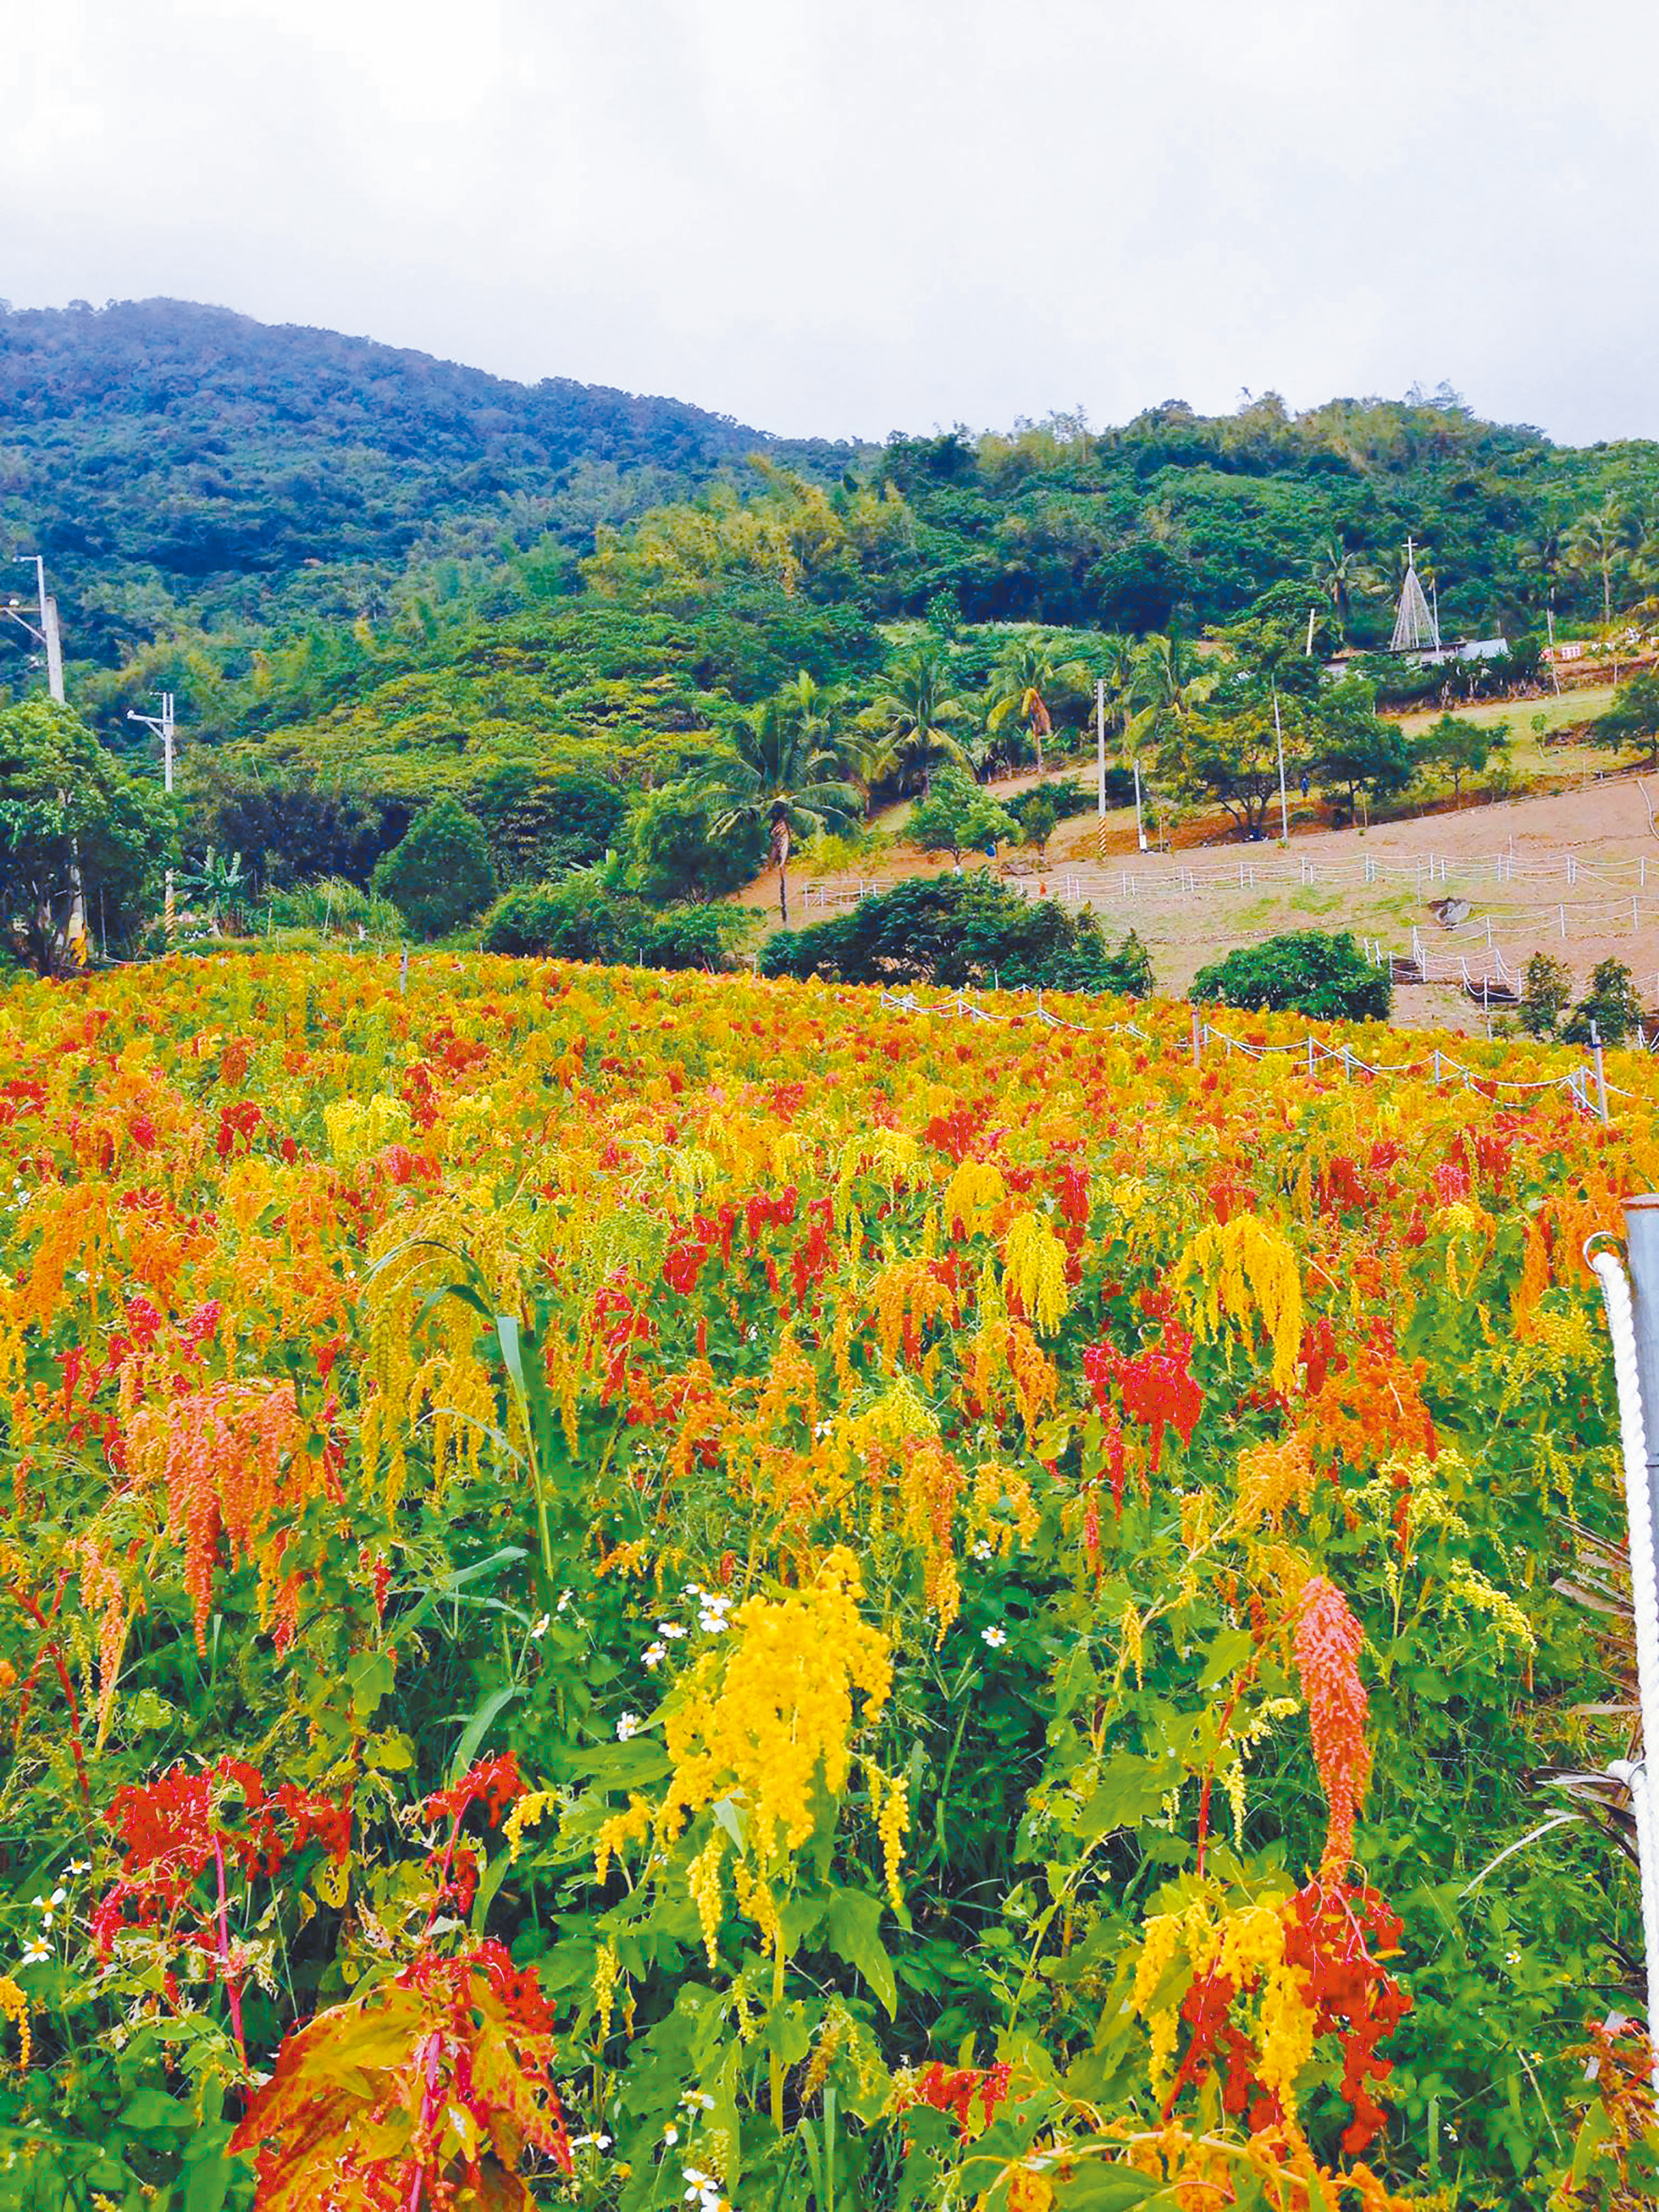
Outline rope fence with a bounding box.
[875,987,1633,1120]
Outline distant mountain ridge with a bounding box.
[0,297,841,663]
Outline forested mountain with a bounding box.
[0,297,849,666]
[12,298,1659,917]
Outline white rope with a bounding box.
[870,982,1621,1115]
[1589,1248,1659,2085]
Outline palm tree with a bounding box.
[1566,497,1636,626]
[1129,633,1215,724]
[1308,535,1369,642]
[835,726,901,820]
[985,635,1085,776]
[1094,633,1138,743]
[701,678,855,924]
[1517,516,1572,619]
[872,646,970,799]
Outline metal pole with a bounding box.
[1096,678,1107,819]
[30,556,64,703]
[129,692,179,940]
[22,556,83,964]
[1624,1197,1659,1633]
[1593,1021,1610,1124]
[1133,754,1146,853]
[1273,686,1290,845]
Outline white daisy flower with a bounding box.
[616,1712,642,1742]
[981,1625,1008,1648]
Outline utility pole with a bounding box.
[1095,678,1106,817]
[7,555,84,963]
[3,555,65,701]
[128,692,178,937]
[1273,685,1290,845]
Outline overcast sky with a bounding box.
[7,0,1658,447]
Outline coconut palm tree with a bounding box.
[1566,497,1636,627]
[1308,535,1370,642]
[872,646,970,799]
[835,726,902,820]
[700,679,855,924]
[1129,633,1215,724]
[985,635,1086,776]
[1517,516,1573,618]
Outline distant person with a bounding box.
[1299,771,1311,798]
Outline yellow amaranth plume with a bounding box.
[1002,1212,1069,1336]
[1176,1218,1302,1393]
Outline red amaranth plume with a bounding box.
[1294,1577,1371,1875]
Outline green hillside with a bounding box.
[0,296,850,669]
[10,303,1659,945]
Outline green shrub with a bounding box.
[1005,775,1107,826]
[1563,957,1648,1047]
[480,878,752,970]
[267,876,404,936]
[758,874,1152,995]
[906,770,1017,860]
[1192,930,1391,1022]
[371,797,496,938]
[1518,951,1574,1039]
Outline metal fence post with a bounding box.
[1624,1197,1659,1619]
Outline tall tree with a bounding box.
[1308,535,1370,643]
[872,647,970,800]
[1160,701,1295,842]
[1565,497,1635,626]
[0,696,172,974]
[985,635,1085,776]
[700,682,854,923]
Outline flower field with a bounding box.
[0,952,1655,2210]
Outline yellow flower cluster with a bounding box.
[1132,1886,1315,2124]
[657,1548,893,1955]
[1178,1217,1303,1395]
[1002,1212,1069,1337]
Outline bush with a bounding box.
[1518,951,1573,1039]
[267,876,405,937]
[906,769,1017,860]
[467,760,628,882]
[1563,957,1648,1048]
[480,878,752,971]
[371,797,497,938]
[1192,930,1391,1022]
[757,874,1152,995]
[626,781,769,903]
[1005,775,1106,825]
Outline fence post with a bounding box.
[1433,1048,1442,1083]
[1191,1010,1203,1068]
[1307,1034,1316,1078]
[1593,1021,1610,1124]
[1560,903,1567,940]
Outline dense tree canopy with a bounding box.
[0,696,172,972]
